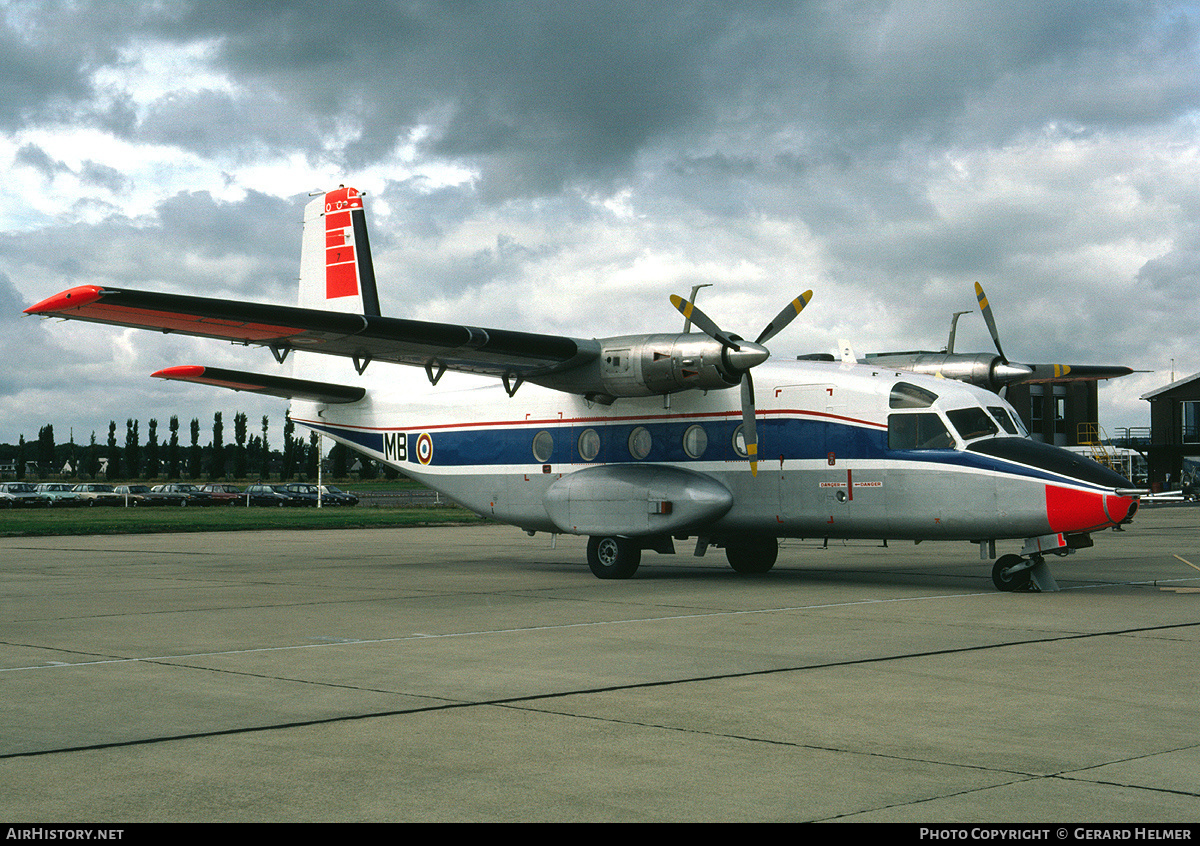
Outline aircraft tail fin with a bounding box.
[298,186,381,316]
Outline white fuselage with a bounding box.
[292,359,1135,547]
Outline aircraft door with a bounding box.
[775,383,888,535]
[817,385,855,528]
[774,384,833,529]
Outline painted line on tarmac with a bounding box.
[3,574,1198,674]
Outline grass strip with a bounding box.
[0,505,485,537]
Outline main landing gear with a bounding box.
[587,536,641,579]
[586,535,781,579]
[724,537,778,574]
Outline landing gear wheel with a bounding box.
[992,554,1032,592]
[726,537,779,574]
[587,536,641,580]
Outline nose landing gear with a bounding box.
[991,553,1060,592]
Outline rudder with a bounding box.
[298,185,381,316]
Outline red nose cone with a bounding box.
[1046,486,1134,533]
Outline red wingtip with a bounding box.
[24,285,105,315]
[152,365,206,380]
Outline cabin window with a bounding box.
[888,413,954,450]
[682,424,708,459]
[577,428,601,461]
[731,424,749,458]
[987,406,1020,435]
[628,427,652,460]
[890,382,938,409]
[946,407,999,441]
[532,430,554,463]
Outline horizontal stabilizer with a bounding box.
[152,365,366,404]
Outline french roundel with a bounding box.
[416,432,433,465]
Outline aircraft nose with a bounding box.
[968,437,1139,532]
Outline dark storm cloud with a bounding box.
[14,143,69,179]
[138,88,321,157]
[8,2,1199,198]
[0,17,94,128]
[78,161,132,193]
[14,144,130,192]
[0,271,59,396]
[3,190,300,300]
[133,1,740,193]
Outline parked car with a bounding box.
[114,484,186,506]
[72,483,124,506]
[280,483,321,506]
[199,484,243,505]
[319,485,359,506]
[149,483,216,506]
[243,483,294,506]
[0,482,51,507]
[34,482,83,507]
[113,484,147,506]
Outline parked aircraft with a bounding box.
[24,186,1141,590]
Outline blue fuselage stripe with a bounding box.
[300,416,1078,487]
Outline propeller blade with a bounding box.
[670,294,740,350]
[1020,363,1134,383]
[974,282,1008,364]
[755,290,813,345]
[741,372,758,477]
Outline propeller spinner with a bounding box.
[670,291,813,476]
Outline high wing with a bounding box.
[25,285,599,382]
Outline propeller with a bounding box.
[972,282,1132,389]
[670,290,813,476]
[974,282,1009,364]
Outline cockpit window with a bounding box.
[987,406,1020,435]
[889,413,954,450]
[890,382,938,409]
[946,407,999,441]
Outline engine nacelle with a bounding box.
[865,352,1032,391]
[596,333,742,397]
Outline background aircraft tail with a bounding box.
[298,186,381,316]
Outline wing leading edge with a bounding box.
[25,285,599,381]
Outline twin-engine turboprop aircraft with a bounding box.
[24,186,1141,590]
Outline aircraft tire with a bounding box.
[991,554,1031,592]
[587,536,641,579]
[726,537,779,574]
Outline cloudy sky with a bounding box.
[3,0,1199,450]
